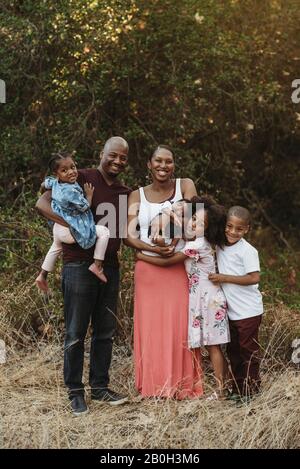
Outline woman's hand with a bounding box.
[136,249,185,267]
[136,251,143,261]
[136,246,175,259]
[154,245,175,257]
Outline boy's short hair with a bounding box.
[228,206,251,225]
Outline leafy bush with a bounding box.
[1,0,300,231]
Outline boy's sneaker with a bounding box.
[91,388,128,406]
[225,392,241,402]
[235,395,252,407]
[205,391,219,401]
[70,395,89,416]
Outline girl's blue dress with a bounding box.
[45,177,96,249]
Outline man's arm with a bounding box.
[208,272,260,285]
[40,182,47,194]
[35,191,68,227]
[136,251,186,266]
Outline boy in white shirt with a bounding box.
[209,206,263,402]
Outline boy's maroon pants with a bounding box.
[227,315,262,396]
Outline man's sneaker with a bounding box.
[91,388,129,406]
[70,395,89,416]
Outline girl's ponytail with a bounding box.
[48,151,74,173]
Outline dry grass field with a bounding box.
[0,284,299,449]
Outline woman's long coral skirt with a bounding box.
[134,260,203,399]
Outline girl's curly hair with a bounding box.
[191,195,227,248]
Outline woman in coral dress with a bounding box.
[126,145,203,399]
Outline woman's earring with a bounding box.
[146,169,152,181]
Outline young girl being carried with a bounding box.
[136,195,230,398]
[35,152,109,292]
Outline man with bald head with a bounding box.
[36,137,131,415]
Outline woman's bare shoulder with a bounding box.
[142,183,153,192]
[181,177,195,187]
[128,188,141,203]
[180,178,197,197]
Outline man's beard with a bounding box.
[108,170,119,178]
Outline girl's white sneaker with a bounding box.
[205,391,219,401]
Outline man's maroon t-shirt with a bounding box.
[61,169,131,267]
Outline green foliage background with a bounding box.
[0,0,299,333]
[1,0,300,228]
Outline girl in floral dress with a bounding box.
[137,195,230,397]
[183,196,230,397]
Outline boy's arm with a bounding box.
[35,191,69,227]
[208,271,260,285]
[136,251,186,266]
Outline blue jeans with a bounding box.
[62,261,119,399]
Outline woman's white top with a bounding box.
[138,178,183,256]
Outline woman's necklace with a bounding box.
[150,180,175,202]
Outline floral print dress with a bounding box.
[182,237,230,348]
